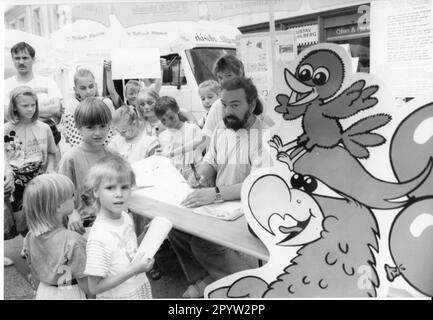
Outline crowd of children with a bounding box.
[4,68,218,299]
[4,49,267,299]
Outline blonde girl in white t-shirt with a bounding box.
[109,105,159,163]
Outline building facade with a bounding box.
[4,4,73,38]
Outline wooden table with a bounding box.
[128,190,269,261]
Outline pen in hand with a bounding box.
[190,164,202,189]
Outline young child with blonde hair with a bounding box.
[84,155,154,299]
[109,105,159,163]
[197,80,220,129]
[4,86,59,236]
[22,173,92,299]
[58,97,117,234]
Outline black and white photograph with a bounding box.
[2,0,433,303]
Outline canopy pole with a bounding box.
[269,0,277,81]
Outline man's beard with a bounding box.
[223,112,250,131]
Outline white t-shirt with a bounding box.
[84,212,152,299]
[204,117,273,188]
[109,130,159,163]
[158,122,204,170]
[4,74,62,115]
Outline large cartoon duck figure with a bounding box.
[271,48,391,169]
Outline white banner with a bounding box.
[110,48,161,80]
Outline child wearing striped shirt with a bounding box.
[84,155,154,299]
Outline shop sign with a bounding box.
[326,23,370,38]
[287,24,318,46]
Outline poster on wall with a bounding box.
[286,24,318,50]
[236,30,297,98]
[370,0,433,99]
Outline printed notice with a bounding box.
[371,0,433,98]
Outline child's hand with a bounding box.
[68,210,85,235]
[131,253,155,275]
[104,60,112,73]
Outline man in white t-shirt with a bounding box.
[4,42,62,123]
[169,77,273,298]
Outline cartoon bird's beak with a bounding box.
[284,69,318,106]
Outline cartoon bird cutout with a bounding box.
[270,48,391,169]
[206,171,380,298]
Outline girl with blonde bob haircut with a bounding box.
[22,173,92,299]
[84,155,155,299]
[24,173,75,236]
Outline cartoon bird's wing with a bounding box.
[322,80,379,119]
[274,94,308,121]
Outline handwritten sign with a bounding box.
[110,48,161,80]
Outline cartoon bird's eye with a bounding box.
[303,176,318,194]
[290,173,304,190]
[298,64,313,82]
[312,67,330,86]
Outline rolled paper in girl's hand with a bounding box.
[134,217,172,261]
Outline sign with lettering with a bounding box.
[287,24,319,46]
[325,23,370,39]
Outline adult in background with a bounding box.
[202,54,273,141]
[169,77,273,298]
[4,42,62,144]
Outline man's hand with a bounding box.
[68,210,85,234]
[181,188,216,208]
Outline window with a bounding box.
[323,8,371,73]
[185,47,236,85]
[33,7,42,35]
[161,54,187,87]
[17,16,25,31]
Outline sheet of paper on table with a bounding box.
[131,155,244,220]
[132,155,192,206]
[192,201,243,221]
[132,155,186,187]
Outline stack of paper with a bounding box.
[132,156,244,221]
[132,156,192,206]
